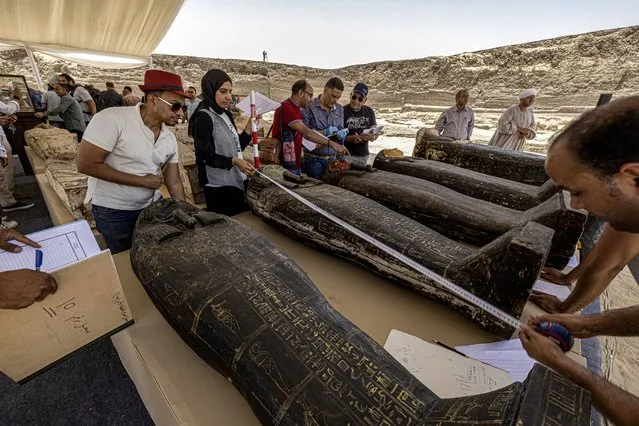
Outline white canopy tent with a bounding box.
[0,0,185,89]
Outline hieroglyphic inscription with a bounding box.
[244,269,427,425]
[131,199,591,425]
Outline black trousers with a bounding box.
[204,184,249,217]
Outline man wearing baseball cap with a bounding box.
[77,70,186,254]
[343,82,377,168]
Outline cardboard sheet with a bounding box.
[0,251,133,382]
[111,211,575,425]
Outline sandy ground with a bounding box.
[599,268,639,426]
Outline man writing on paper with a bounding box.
[488,89,536,151]
[302,77,349,178]
[520,96,639,426]
[435,89,474,141]
[343,82,378,169]
[272,80,343,175]
[77,70,186,254]
[0,229,57,309]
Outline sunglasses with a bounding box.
[304,90,314,97]
[156,96,185,112]
[351,95,365,102]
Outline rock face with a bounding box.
[247,167,552,339]
[24,126,78,160]
[131,198,591,426]
[373,151,558,211]
[44,158,93,225]
[322,169,585,269]
[415,138,548,186]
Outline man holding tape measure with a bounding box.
[520,96,639,425]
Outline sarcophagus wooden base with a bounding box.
[131,199,590,426]
[414,137,548,185]
[247,168,553,339]
[374,151,558,211]
[322,169,585,269]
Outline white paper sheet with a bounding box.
[384,330,512,398]
[568,254,578,268]
[362,125,384,135]
[0,221,100,273]
[454,350,536,383]
[302,137,317,151]
[533,280,572,302]
[236,91,281,116]
[456,339,523,353]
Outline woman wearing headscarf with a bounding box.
[189,69,254,216]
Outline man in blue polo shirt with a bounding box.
[302,77,348,178]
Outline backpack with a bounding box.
[84,85,104,111]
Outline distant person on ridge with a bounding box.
[272,79,344,175]
[98,82,124,110]
[435,89,474,141]
[488,88,537,151]
[302,77,349,178]
[343,82,378,168]
[122,86,141,106]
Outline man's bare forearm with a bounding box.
[166,181,186,201]
[555,357,639,426]
[80,163,147,188]
[588,305,639,336]
[562,226,639,312]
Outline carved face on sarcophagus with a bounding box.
[131,199,590,425]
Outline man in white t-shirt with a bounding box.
[77,70,187,254]
[58,73,96,124]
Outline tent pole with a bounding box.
[23,44,44,91]
[148,56,154,69]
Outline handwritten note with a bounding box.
[384,330,512,398]
[42,297,90,334]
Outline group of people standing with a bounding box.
[3,65,639,424]
[432,87,537,151]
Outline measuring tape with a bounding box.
[253,170,574,350]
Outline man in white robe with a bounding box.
[488,88,537,151]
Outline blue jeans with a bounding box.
[93,205,144,255]
[286,168,301,176]
[303,157,333,179]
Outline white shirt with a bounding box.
[0,99,20,157]
[185,98,201,121]
[82,104,179,210]
[73,86,93,122]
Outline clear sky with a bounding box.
[155,0,639,69]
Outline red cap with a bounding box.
[138,70,188,97]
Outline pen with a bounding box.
[35,249,43,272]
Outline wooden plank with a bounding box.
[25,146,46,175]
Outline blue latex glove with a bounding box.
[324,126,339,137]
[336,128,349,142]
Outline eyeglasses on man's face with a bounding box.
[351,94,364,102]
[156,96,185,112]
